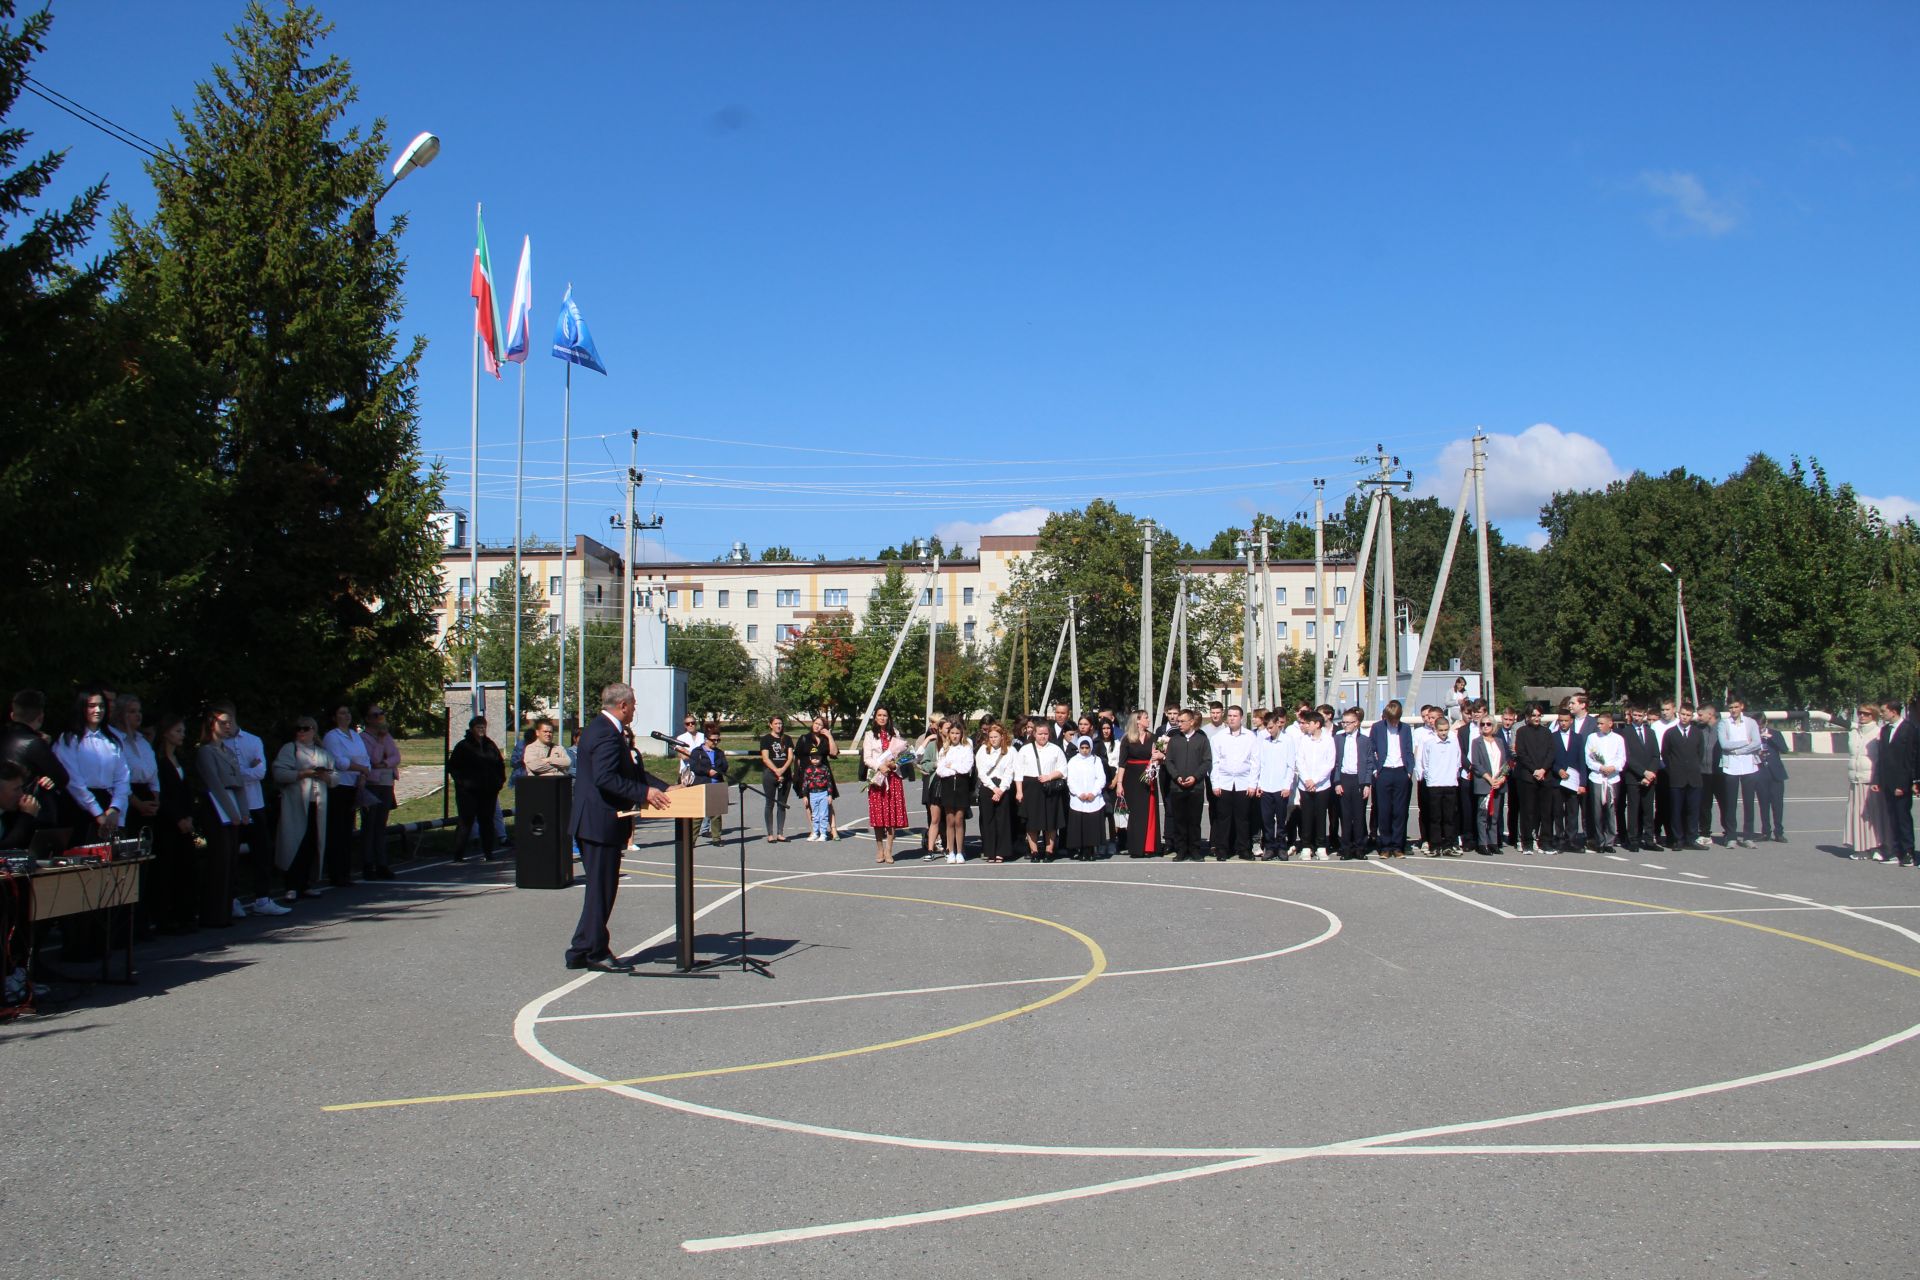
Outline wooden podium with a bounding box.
[627,784,729,969]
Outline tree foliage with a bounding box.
[107,1,444,732]
[442,571,554,710]
[667,619,758,719]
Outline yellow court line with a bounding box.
[1411,872,1920,981]
[324,885,1107,1113]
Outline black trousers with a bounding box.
[1515,775,1551,846]
[1259,790,1291,853]
[325,785,359,883]
[568,838,625,965]
[201,824,237,926]
[978,792,1014,860]
[1428,786,1460,847]
[1416,781,1431,845]
[1655,771,1674,843]
[1166,785,1204,857]
[1296,789,1330,851]
[286,804,320,892]
[1552,788,1584,848]
[1719,773,1759,840]
[1757,774,1785,839]
[1886,790,1916,863]
[1670,782,1703,843]
[245,805,275,898]
[1374,767,1411,851]
[1205,787,1224,854]
[1336,776,1369,854]
[1212,789,1253,858]
[1624,779,1658,848]
[762,774,792,837]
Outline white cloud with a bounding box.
[1637,170,1741,237]
[1859,494,1920,525]
[933,506,1052,555]
[1422,424,1625,526]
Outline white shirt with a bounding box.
[54,728,130,818]
[975,745,1018,791]
[227,726,269,811]
[1418,734,1463,787]
[1717,715,1761,776]
[1340,732,1361,776]
[936,742,974,778]
[1652,717,1678,762]
[1585,730,1626,785]
[1295,734,1335,790]
[1381,726,1404,769]
[1412,724,1436,773]
[113,727,158,790]
[1017,741,1068,782]
[1066,753,1108,813]
[1255,732,1296,793]
[323,726,371,783]
[1210,727,1257,791]
[1202,720,1226,748]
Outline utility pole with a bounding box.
[1260,523,1277,711]
[1471,430,1495,703]
[1068,596,1081,717]
[1138,520,1155,712]
[922,539,939,731]
[1241,536,1257,708]
[1312,479,1327,708]
[1178,573,1190,710]
[1347,446,1412,714]
[608,446,663,681]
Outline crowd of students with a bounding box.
[730,689,1920,866]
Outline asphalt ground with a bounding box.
[6,757,1918,1278]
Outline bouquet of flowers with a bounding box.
[1144,735,1170,783]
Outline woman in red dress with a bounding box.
[1118,709,1163,858]
[861,707,910,864]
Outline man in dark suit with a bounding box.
[1332,707,1377,859]
[1367,700,1416,857]
[1550,709,1587,853]
[1621,704,1664,852]
[1662,705,1709,849]
[567,682,672,970]
[1873,699,1919,867]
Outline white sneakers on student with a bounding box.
[250,897,291,917]
[231,898,248,920]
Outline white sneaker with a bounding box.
[950,851,963,863]
[231,898,248,920]
[1313,848,1327,860]
[250,897,291,917]
[1872,851,1889,862]
[806,833,821,842]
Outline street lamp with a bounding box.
[380,130,440,200]
[1659,563,1699,707]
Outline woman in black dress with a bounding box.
[447,717,506,861]
[1118,710,1163,858]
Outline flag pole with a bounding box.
[512,356,525,739]
[557,358,571,730]
[468,311,482,719]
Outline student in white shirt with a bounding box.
[212,700,281,915]
[1255,711,1296,859]
[934,723,975,863]
[1716,699,1763,848]
[1016,722,1069,862]
[54,687,130,842]
[1209,706,1259,861]
[1583,712,1626,852]
[1418,718,1465,854]
[1412,705,1440,852]
[973,723,1019,863]
[1292,712,1336,859]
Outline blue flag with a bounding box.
[552,285,607,375]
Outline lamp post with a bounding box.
[1139,520,1155,711]
[1660,562,1699,708]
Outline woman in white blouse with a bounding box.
[322,704,370,885]
[973,723,1019,863]
[1016,722,1069,862]
[271,717,335,900]
[934,722,975,863]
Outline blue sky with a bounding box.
[19,1,1919,558]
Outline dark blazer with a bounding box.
[1333,729,1377,783]
[1468,735,1512,796]
[1367,721,1415,771]
[1551,729,1586,788]
[1622,722,1663,781]
[1758,728,1790,781]
[1873,719,1919,791]
[1514,722,1557,777]
[569,713,664,846]
[1162,730,1212,790]
[1663,723,1705,787]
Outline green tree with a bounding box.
[110,1,444,732]
[443,571,557,707]
[757,544,796,562]
[1200,513,1316,561]
[667,619,757,719]
[777,612,858,719]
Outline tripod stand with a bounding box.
[688,779,774,978]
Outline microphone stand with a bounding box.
[688,778,774,979]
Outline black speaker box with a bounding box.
[513,776,574,889]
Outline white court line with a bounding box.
[1642,863,1668,870]
[535,879,1342,1025]
[1374,857,1516,918]
[1513,904,1920,920]
[1728,882,1759,890]
[1680,872,1709,880]
[1605,855,1630,862]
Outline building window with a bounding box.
[692,590,704,607]
[667,590,679,607]
[717,589,729,608]
[963,587,975,605]
[1274,586,1287,605]
[1303,587,1316,606]
[595,584,604,604]
[963,620,976,642]
[1305,622,1317,640]
[547,617,561,636]
[1276,620,1289,640]
[457,577,473,601]
[746,589,759,608]
[917,587,945,605]
[776,589,801,607]
[1335,586,1348,606]
[774,623,796,642]
[823,588,848,608]
[745,624,758,641]
[548,575,561,598]
[1333,622,1345,638]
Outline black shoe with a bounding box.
[1237,853,1256,861]
[1171,854,1190,862]
[567,954,633,972]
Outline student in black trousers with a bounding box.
[566,684,670,971]
[1756,724,1789,842]
[1621,707,1663,852]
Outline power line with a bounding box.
[18,74,186,173]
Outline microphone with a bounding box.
[648,730,674,744]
